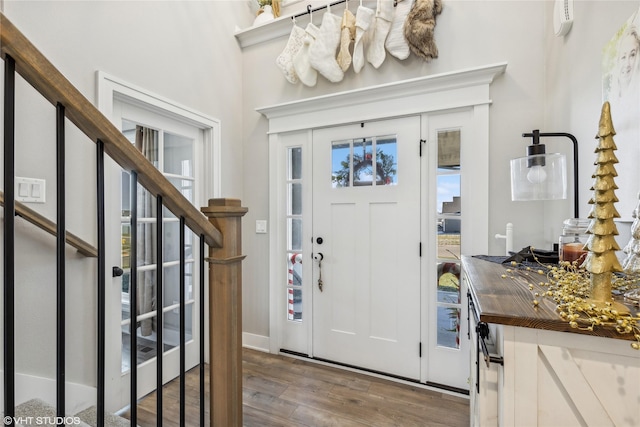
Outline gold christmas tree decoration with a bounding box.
[582,102,629,313]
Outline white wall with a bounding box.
[544,1,639,249]
[0,0,247,399]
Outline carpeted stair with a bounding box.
[3,399,132,427]
[75,406,131,427]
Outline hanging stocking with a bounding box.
[352,5,375,73]
[366,0,394,69]
[293,23,320,87]
[276,24,307,84]
[385,0,414,60]
[308,10,344,82]
[337,8,356,72]
[404,0,443,61]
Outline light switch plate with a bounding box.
[256,220,267,234]
[15,177,46,203]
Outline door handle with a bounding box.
[314,253,324,292]
[112,266,124,277]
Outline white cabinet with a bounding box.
[468,297,501,427]
[464,256,640,427]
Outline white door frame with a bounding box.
[259,63,505,372]
[97,72,221,199]
[97,72,221,411]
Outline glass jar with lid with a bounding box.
[559,218,590,264]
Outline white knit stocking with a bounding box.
[337,8,356,72]
[276,25,306,84]
[385,0,414,60]
[292,23,320,87]
[366,0,394,68]
[308,11,344,83]
[352,5,375,73]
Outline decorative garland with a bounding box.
[500,257,640,350]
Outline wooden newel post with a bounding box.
[201,198,248,427]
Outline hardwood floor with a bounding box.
[127,348,470,426]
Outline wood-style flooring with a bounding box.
[126,348,470,426]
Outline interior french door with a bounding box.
[106,99,203,410]
[311,117,422,380]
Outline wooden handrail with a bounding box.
[0,191,97,257]
[0,12,222,248]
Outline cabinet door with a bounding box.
[468,287,499,427]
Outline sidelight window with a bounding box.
[286,147,303,321]
[435,129,462,349]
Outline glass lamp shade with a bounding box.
[510,153,567,201]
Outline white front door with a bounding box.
[106,99,204,410]
[311,117,422,380]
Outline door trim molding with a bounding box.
[262,63,505,359]
[96,71,222,199]
[257,62,506,134]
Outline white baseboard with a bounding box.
[0,371,96,415]
[242,332,270,352]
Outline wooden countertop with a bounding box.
[462,255,639,341]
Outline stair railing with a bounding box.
[1,12,244,427]
[0,191,97,257]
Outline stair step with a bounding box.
[75,406,134,427]
[3,399,131,427]
[7,398,90,427]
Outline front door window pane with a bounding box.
[376,136,398,185]
[332,141,351,188]
[353,138,374,186]
[332,136,398,188]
